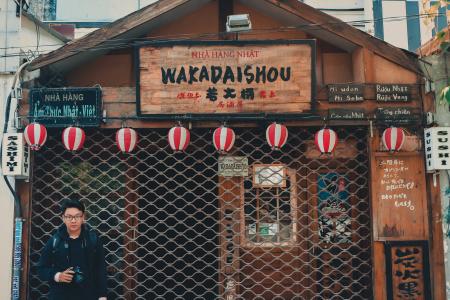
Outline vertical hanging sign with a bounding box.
[2,133,30,179]
[424,127,450,172]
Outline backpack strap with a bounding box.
[85,229,98,253]
[52,227,98,254]
[51,234,60,254]
[50,234,62,268]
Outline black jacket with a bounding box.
[37,224,108,300]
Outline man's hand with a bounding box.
[58,267,74,283]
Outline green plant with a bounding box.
[440,86,450,104]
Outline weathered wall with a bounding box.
[35,2,422,129]
[423,53,450,298]
[66,51,134,87]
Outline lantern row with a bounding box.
[23,123,405,154]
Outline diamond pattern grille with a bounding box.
[28,127,371,299]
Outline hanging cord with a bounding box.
[1,46,32,300]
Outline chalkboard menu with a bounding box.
[328,108,366,120]
[376,84,412,102]
[376,107,419,125]
[328,84,363,103]
[371,153,428,241]
[385,242,431,300]
[29,87,102,127]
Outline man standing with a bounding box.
[37,199,108,300]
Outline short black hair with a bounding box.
[60,199,85,215]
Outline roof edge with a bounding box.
[22,11,70,43]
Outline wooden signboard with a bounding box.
[371,153,428,240]
[385,242,431,300]
[328,84,363,103]
[136,41,314,117]
[218,156,248,177]
[29,87,102,127]
[376,107,420,125]
[328,108,366,120]
[376,84,412,102]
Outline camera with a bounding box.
[72,266,85,285]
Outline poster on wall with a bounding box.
[317,173,351,243]
[136,40,315,117]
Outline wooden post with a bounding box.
[219,176,241,299]
[19,153,33,300]
[427,173,447,300]
[123,167,138,300]
[369,129,387,300]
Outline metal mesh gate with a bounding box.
[28,127,372,299]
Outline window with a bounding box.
[242,164,297,247]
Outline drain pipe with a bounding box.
[2,60,31,300]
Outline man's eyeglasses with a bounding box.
[63,214,83,221]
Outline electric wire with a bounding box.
[0,11,447,57]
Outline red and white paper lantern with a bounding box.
[382,127,405,152]
[116,128,138,153]
[315,128,338,154]
[62,126,85,151]
[24,122,47,150]
[266,123,288,150]
[168,126,190,152]
[213,126,235,152]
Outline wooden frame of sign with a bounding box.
[29,87,102,127]
[371,152,429,241]
[252,164,287,188]
[135,40,316,120]
[241,167,298,248]
[327,84,364,103]
[385,241,431,300]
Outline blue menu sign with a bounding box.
[29,87,102,127]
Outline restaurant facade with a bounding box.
[14,0,447,299]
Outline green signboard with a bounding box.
[29,87,102,127]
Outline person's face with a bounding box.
[62,207,84,234]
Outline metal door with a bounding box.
[29,127,372,299]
